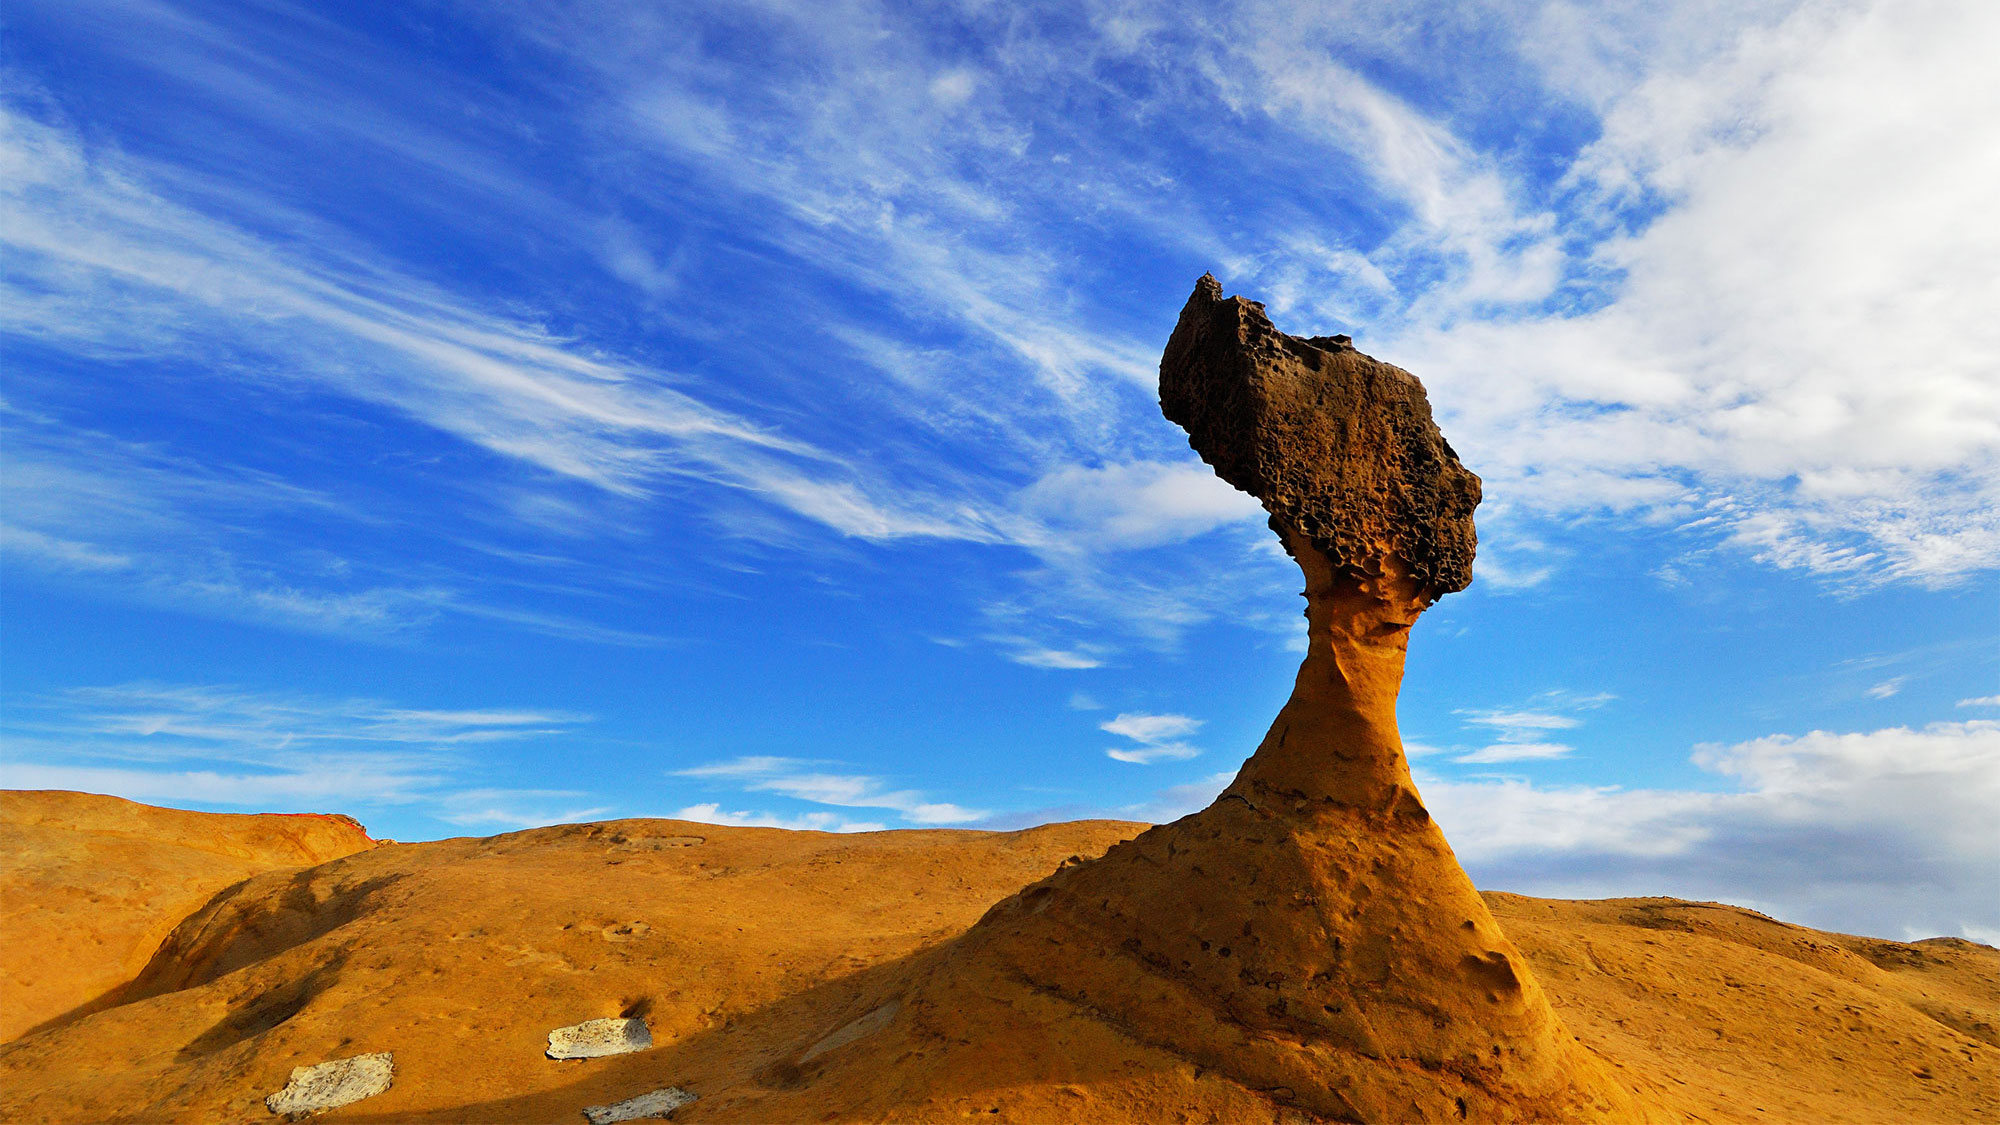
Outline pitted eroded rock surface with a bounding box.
[548,1017,653,1060]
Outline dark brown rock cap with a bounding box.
[1159,274,1481,599]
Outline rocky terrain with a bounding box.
[0,789,375,1044]
[0,794,1992,1122]
[3,279,1993,1122]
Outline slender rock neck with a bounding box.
[1226,529,1433,810]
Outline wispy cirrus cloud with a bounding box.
[3,682,582,756]
[1445,690,1615,765]
[1453,742,1577,765]
[1459,709,1584,737]
[586,2,1167,428]
[576,0,2000,590]
[974,768,1238,832]
[1384,1,2000,589]
[0,682,598,826]
[0,102,999,544]
[0,762,439,810]
[5,0,1995,732]
[472,0,2000,681]
[1002,646,1105,671]
[434,789,615,830]
[18,0,1989,673]
[1015,463,1262,554]
[1147,0,2000,590]
[1,404,453,637]
[1,87,1276,658]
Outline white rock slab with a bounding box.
[583,1086,697,1124]
[265,1052,393,1117]
[546,1016,653,1059]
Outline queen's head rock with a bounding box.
[852,277,1674,1122]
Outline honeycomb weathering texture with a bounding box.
[1160,273,1481,598]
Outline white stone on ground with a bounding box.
[264,1052,394,1116]
[583,1086,697,1123]
[546,1016,653,1059]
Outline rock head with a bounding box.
[1160,272,1481,599]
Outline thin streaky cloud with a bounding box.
[0,104,996,542]
[1101,713,1204,743]
[9,0,1991,679]
[0,682,618,827]
[435,789,616,829]
[671,756,987,824]
[1,95,1272,656]
[0,761,445,807]
[1458,710,1584,735]
[1453,742,1576,765]
[554,0,1993,596]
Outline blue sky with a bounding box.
[2,0,1995,942]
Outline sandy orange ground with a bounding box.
[0,791,1993,1123]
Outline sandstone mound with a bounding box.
[0,810,1148,1122]
[0,799,1993,1122]
[0,789,375,1042]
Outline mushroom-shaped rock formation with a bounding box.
[738,278,1671,1123]
[941,279,1663,1122]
